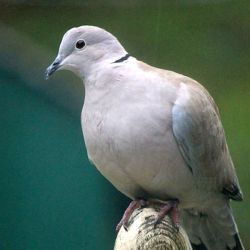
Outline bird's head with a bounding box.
[45,25,126,79]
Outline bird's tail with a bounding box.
[181,200,244,250]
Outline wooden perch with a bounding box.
[114,206,192,250]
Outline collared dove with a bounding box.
[46,26,244,250]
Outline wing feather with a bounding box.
[172,80,242,199]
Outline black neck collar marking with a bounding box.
[112,54,130,63]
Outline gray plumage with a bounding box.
[46,26,244,250]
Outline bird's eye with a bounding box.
[75,40,86,49]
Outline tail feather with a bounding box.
[231,234,244,250]
[181,200,244,250]
[191,235,244,250]
[192,243,208,250]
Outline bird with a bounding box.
[45,25,244,250]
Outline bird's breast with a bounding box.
[81,81,196,202]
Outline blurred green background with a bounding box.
[0,1,249,249]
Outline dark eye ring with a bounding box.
[75,39,86,49]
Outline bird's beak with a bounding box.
[45,56,62,79]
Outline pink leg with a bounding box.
[116,199,146,231]
[154,199,180,230]
[170,201,180,229]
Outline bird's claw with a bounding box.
[116,199,146,232]
[153,199,180,231]
[116,198,180,232]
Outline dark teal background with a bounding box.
[0,1,249,249]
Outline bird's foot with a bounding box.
[116,199,147,232]
[153,199,180,231]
